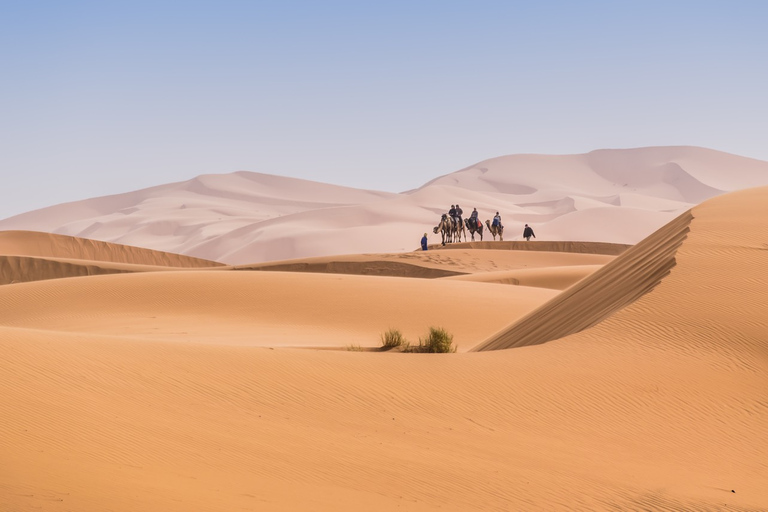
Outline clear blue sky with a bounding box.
[2,0,767,219]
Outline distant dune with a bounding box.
[2,146,767,264]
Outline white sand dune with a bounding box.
[2,146,767,264]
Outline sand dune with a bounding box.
[0,268,559,349]
[1,186,767,510]
[0,230,222,267]
[2,146,767,264]
[444,265,603,290]
[473,210,693,351]
[436,240,631,255]
[0,255,186,286]
[237,244,617,279]
[0,230,223,285]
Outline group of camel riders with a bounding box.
[447,204,503,231]
[446,204,506,231]
[426,204,537,248]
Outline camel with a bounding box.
[453,217,466,243]
[433,214,455,245]
[485,219,504,241]
[465,217,483,241]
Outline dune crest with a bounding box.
[473,210,693,351]
[0,230,223,286]
[0,230,222,267]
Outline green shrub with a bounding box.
[416,327,456,353]
[346,344,364,352]
[381,328,407,349]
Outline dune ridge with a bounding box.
[0,231,222,267]
[236,245,617,280]
[437,240,631,255]
[0,230,224,286]
[0,255,183,286]
[237,260,466,279]
[473,209,693,351]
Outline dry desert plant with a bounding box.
[414,327,456,353]
[380,328,408,349]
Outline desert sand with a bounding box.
[0,230,223,285]
[3,146,768,264]
[1,183,767,510]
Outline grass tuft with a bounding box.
[381,328,408,349]
[414,327,456,353]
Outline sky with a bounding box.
[1,0,767,219]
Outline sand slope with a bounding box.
[473,210,693,351]
[0,255,187,286]
[0,230,222,266]
[2,146,767,263]
[1,187,767,510]
[0,230,223,285]
[237,244,617,279]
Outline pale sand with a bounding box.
[1,187,767,510]
[3,146,767,264]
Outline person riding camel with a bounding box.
[469,208,479,230]
[492,212,503,229]
[454,204,463,226]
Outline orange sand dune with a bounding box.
[435,240,631,255]
[0,270,557,349]
[443,264,603,290]
[240,247,616,277]
[0,230,224,285]
[0,230,222,267]
[0,255,205,286]
[1,187,767,510]
[473,210,692,351]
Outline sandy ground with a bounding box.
[1,186,767,510]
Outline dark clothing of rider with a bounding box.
[523,225,535,241]
[469,209,479,229]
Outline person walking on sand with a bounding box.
[523,224,535,241]
[421,233,428,251]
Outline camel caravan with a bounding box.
[433,205,504,245]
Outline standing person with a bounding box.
[523,224,536,241]
[492,212,503,229]
[455,204,464,226]
[421,233,428,251]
